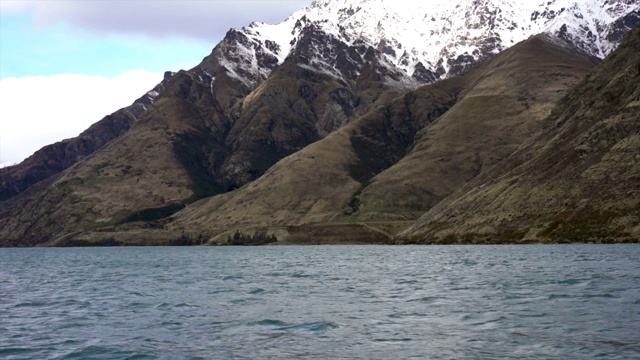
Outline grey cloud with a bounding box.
[16,1,313,42]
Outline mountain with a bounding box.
[165,32,598,243]
[207,0,638,86]
[398,25,640,243]
[0,0,637,246]
[0,72,174,202]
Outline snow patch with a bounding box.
[215,0,638,87]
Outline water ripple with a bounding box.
[1,245,639,359]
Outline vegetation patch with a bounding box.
[345,187,363,214]
[121,203,187,223]
[84,177,115,187]
[226,229,278,245]
[173,131,227,198]
[539,210,621,241]
[397,228,529,244]
[348,106,416,183]
[169,232,210,246]
[498,228,529,241]
[284,223,390,244]
[57,237,121,247]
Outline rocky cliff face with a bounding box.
[203,0,638,87]
[0,0,637,246]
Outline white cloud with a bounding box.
[0,71,162,164]
[0,0,30,13]
[0,1,315,164]
[1,0,312,41]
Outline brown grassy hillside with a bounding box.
[168,35,598,242]
[354,35,599,221]
[399,27,640,243]
[0,37,400,246]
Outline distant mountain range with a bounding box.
[1,0,638,246]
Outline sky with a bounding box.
[0,0,311,166]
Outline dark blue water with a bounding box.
[1,245,639,359]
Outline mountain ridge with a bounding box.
[0,72,174,202]
[166,33,598,239]
[0,0,638,246]
[221,0,637,86]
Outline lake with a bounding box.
[1,245,639,359]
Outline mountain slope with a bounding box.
[0,73,172,203]
[0,0,637,246]
[2,0,634,203]
[399,26,640,243]
[0,22,403,246]
[5,0,632,205]
[167,34,597,241]
[352,34,599,220]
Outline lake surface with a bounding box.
[1,245,639,359]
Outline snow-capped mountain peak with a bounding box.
[205,0,638,88]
